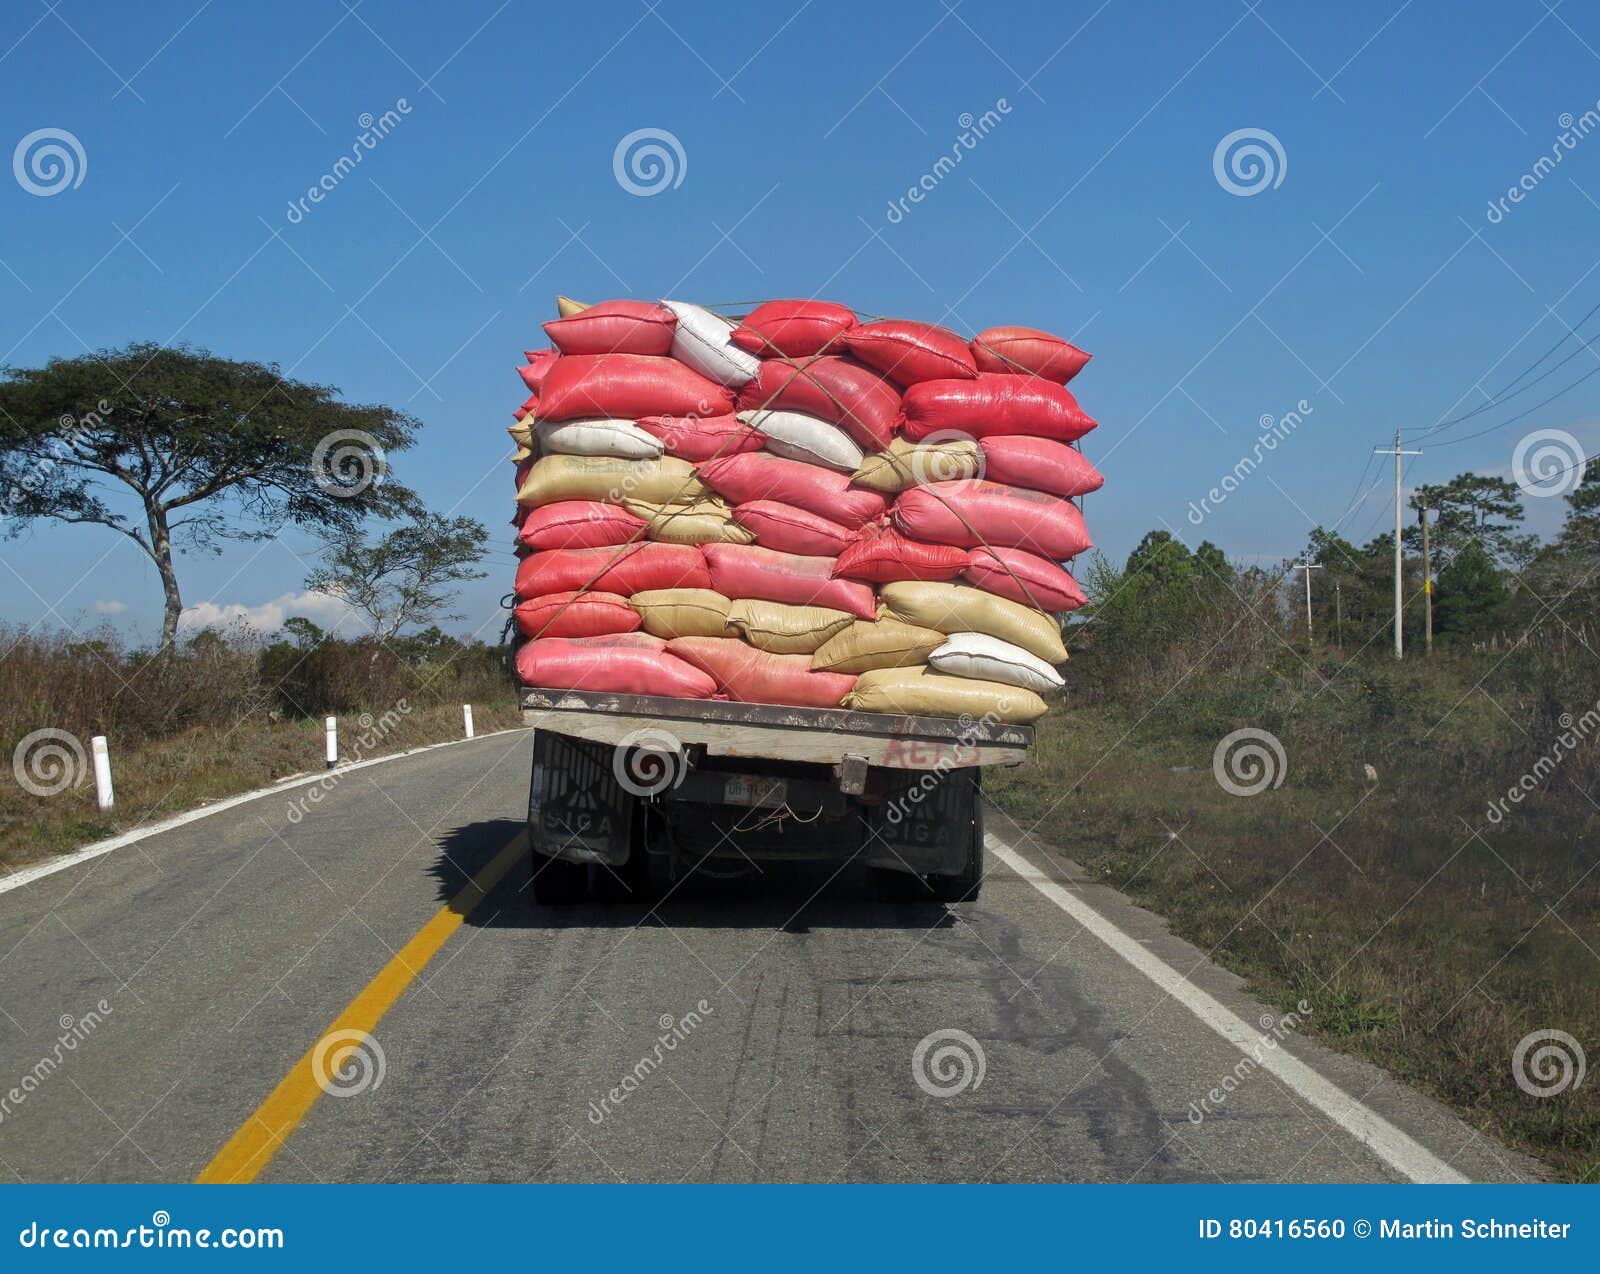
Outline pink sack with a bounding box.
[542,300,677,357]
[900,374,1096,443]
[964,546,1087,612]
[840,319,977,387]
[701,543,876,619]
[636,413,765,463]
[514,543,712,598]
[970,325,1091,383]
[696,452,887,529]
[736,356,900,450]
[512,393,539,421]
[979,435,1104,498]
[532,632,666,651]
[732,501,856,556]
[515,640,715,698]
[516,501,647,551]
[730,300,857,359]
[892,480,1092,560]
[666,637,856,709]
[833,527,969,583]
[539,354,733,422]
[520,349,560,393]
[513,591,641,640]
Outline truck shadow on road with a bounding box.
[430,819,959,932]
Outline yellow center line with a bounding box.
[196,830,528,1184]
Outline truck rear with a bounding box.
[520,688,1031,904]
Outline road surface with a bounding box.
[0,730,1536,1183]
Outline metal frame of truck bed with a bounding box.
[518,688,1033,772]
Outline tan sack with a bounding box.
[844,666,1049,724]
[515,455,706,508]
[810,618,947,674]
[630,589,732,639]
[850,435,982,493]
[556,294,589,317]
[878,581,1067,664]
[725,599,854,655]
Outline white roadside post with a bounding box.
[463,704,475,739]
[90,735,114,810]
[325,716,338,769]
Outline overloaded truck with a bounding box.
[507,296,1100,904]
[520,689,1031,904]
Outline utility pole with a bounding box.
[1334,581,1343,650]
[1294,560,1323,641]
[1374,430,1423,658]
[1419,492,1433,654]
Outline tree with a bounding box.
[1193,539,1233,583]
[306,512,488,646]
[1406,473,1535,569]
[0,343,420,647]
[1434,539,1509,639]
[282,616,325,650]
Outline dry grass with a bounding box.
[988,645,1600,1182]
[1,626,520,868]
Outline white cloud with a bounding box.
[179,590,362,636]
[93,599,128,615]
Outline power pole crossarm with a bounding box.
[1374,430,1423,659]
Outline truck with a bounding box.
[520,687,1033,904]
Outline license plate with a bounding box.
[723,775,787,808]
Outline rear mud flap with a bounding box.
[527,730,635,867]
[863,769,978,877]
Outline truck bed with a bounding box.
[519,687,1032,769]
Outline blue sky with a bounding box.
[2,0,1597,643]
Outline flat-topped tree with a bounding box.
[0,342,420,647]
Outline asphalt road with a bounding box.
[0,729,1537,1183]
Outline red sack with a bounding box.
[732,501,856,556]
[539,354,733,422]
[979,435,1104,498]
[516,501,647,551]
[514,457,534,490]
[971,325,1091,383]
[519,348,560,393]
[542,300,677,357]
[730,300,857,359]
[892,480,1092,561]
[514,543,711,598]
[736,356,899,450]
[533,632,666,651]
[840,319,977,387]
[964,546,1087,612]
[834,527,969,583]
[666,637,856,709]
[697,452,887,529]
[512,393,538,421]
[701,543,876,620]
[515,640,715,698]
[900,374,1096,443]
[513,591,640,639]
[636,413,764,463]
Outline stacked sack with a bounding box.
[508,296,1102,726]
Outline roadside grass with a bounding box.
[1,700,525,870]
[986,647,1600,1183]
[1,626,521,871]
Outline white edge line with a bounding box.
[985,830,1471,1185]
[1,727,532,897]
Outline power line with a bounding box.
[1409,296,1600,442]
[1423,361,1600,450]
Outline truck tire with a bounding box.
[531,854,588,905]
[927,785,983,903]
